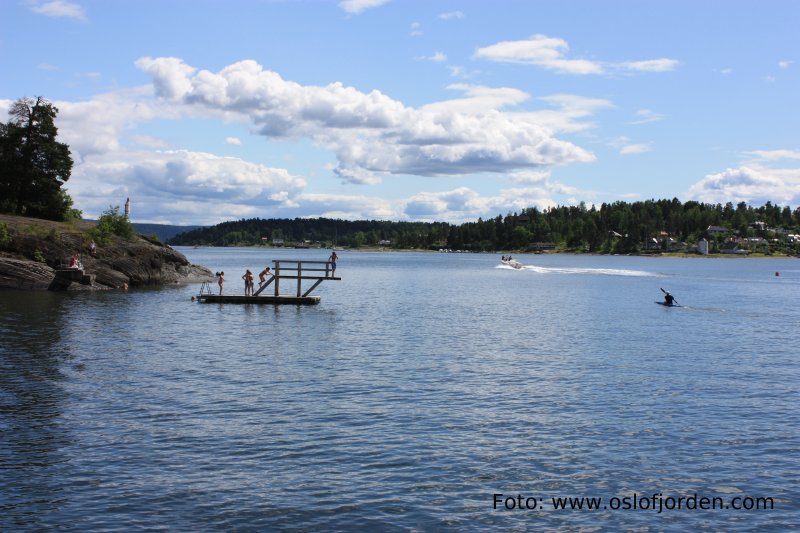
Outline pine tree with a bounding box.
[0,96,75,220]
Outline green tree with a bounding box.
[0,96,75,220]
[90,206,135,243]
[352,231,367,247]
[510,225,532,248]
[0,222,10,249]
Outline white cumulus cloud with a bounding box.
[68,150,306,224]
[619,58,680,72]
[29,0,87,21]
[687,165,800,206]
[55,89,163,163]
[339,0,389,15]
[297,193,398,220]
[135,57,197,100]
[474,35,604,75]
[627,108,666,125]
[439,11,464,20]
[474,34,679,76]
[746,149,800,161]
[415,52,447,62]
[620,143,651,155]
[135,57,598,184]
[401,180,587,222]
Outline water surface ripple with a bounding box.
[2,250,798,531]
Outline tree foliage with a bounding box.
[0,96,76,220]
[0,222,10,249]
[167,199,800,254]
[90,206,136,243]
[169,217,452,249]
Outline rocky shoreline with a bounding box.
[0,214,213,291]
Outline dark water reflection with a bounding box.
[0,291,75,526]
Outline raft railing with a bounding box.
[197,260,340,304]
[253,260,339,298]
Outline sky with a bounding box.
[1,0,799,225]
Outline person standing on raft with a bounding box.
[328,251,338,276]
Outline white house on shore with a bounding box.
[707,225,728,236]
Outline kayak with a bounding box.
[655,301,680,307]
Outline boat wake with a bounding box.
[497,263,660,277]
[527,265,661,277]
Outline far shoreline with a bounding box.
[176,244,798,259]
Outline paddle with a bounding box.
[660,287,679,306]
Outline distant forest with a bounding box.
[167,199,800,254]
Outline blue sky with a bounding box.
[1,0,798,225]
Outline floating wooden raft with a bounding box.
[197,260,340,305]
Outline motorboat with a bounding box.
[501,258,523,269]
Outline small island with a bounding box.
[0,212,212,291]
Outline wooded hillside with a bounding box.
[168,199,800,254]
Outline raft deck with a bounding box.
[197,294,322,305]
[197,259,340,305]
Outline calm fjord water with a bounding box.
[2,248,799,531]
